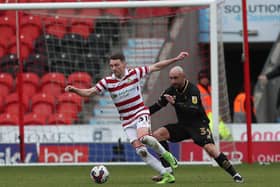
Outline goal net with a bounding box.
[0,0,237,165]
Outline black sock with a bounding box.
[214,153,237,177]
[159,141,171,168]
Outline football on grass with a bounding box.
[90,165,109,184]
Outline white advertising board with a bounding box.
[222,0,280,42]
[0,125,127,143]
[199,0,280,42]
[0,124,279,143]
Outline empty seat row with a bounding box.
[0,19,116,59]
[0,6,174,59]
[0,72,92,98]
[0,91,82,118]
[0,112,74,125]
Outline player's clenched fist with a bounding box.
[175,51,189,61]
[65,85,75,92]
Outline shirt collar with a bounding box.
[112,68,129,80]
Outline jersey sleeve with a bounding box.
[158,88,174,106]
[134,66,150,80]
[149,87,173,114]
[94,78,107,94]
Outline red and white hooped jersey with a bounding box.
[95,66,150,127]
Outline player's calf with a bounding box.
[214,152,244,183]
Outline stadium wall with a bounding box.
[0,124,279,164]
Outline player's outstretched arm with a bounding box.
[65,85,98,97]
[149,51,189,73]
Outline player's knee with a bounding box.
[153,127,169,141]
[152,130,161,140]
[140,135,157,147]
[136,146,148,158]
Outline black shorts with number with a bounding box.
[164,121,215,147]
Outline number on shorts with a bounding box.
[139,115,149,122]
[200,127,211,136]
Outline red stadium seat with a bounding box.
[0,96,3,112]
[4,93,29,115]
[54,0,75,2]
[68,72,92,89]
[46,24,67,39]
[0,73,13,98]
[9,45,31,61]
[41,72,66,97]
[104,8,129,18]
[0,14,16,28]
[68,72,92,102]
[0,37,7,49]
[2,11,16,18]
[0,113,18,125]
[44,16,68,39]
[78,0,102,2]
[134,7,173,18]
[0,25,14,39]
[32,92,55,118]
[79,9,101,19]
[28,0,54,2]
[20,15,42,40]
[70,18,94,39]
[16,73,40,99]
[21,25,41,40]
[70,24,92,39]
[24,112,46,125]
[70,17,94,28]
[57,92,82,119]
[0,15,15,38]
[56,9,77,16]
[48,113,73,125]
[0,45,6,59]
[78,9,102,22]
[0,36,7,58]
[134,8,152,18]
[8,35,34,60]
[21,15,42,31]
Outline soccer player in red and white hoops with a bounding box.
[65,51,189,184]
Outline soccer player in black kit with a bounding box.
[149,66,244,183]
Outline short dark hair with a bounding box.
[110,53,125,62]
[198,68,210,80]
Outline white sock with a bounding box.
[166,167,173,173]
[140,135,167,155]
[136,146,166,175]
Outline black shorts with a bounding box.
[164,121,214,147]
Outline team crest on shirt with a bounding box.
[192,96,198,104]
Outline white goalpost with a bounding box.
[0,0,232,166]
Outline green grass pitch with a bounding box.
[0,163,279,187]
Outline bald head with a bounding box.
[169,66,186,89]
[169,66,185,76]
